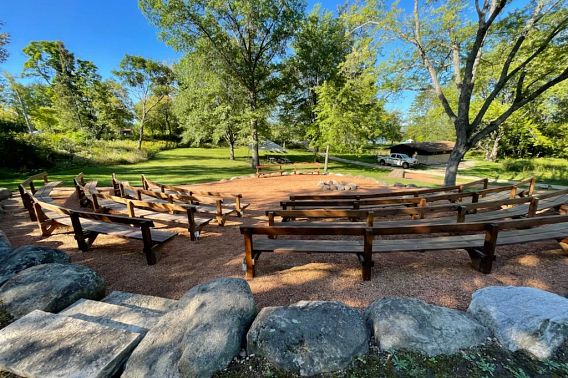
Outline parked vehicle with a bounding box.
[377,153,418,169]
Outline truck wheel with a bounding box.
[379,160,386,166]
[402,162,409,169]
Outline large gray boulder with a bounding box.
[247,301,369,376]
[468,286,568,360]
[0,263,105,319]
[123,278,256,378]
[365,297,489,356]
[0,231,11,261]
[0,245,71,286]
[0,188,10,201]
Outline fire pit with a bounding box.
[318,180,358,191]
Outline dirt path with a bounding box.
[2,174,567,310]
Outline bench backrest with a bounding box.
[93,192,195,216]
[289,178,490,201]
[141,175,241,200]
[32,197,155,227]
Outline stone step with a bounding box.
[0,309,142,378]
[60,298,164,335]
[102,290,178,313]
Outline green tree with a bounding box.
[405,89,456,142]
[369,0,568,185]
[280,6,351,139]
[115,55,174,149]
[139,0,305,167]
[137,95,180,141]
[0,22,9,64]
[174,47,247,160]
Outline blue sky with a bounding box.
[1,0,412,112]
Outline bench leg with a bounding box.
[244,233,255,279]
[362,232,373,281]
[141,225,158,265]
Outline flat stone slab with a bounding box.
[102,290,178,313]
[468,286,568,360]
[60,298,164,334]
[247,301,369,376]
[0,310,142,378]
[365,297,489,356]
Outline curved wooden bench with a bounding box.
[240,214,568,281]
[18,172,62,221]
[30,196,176,265]
[92,192,212,241]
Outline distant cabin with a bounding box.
[390,141,455,165]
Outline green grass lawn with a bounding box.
[459,157,568,186]
[0,147,440,190]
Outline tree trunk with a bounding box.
[138,111,146,150]
[249,92,259,168]
[229,140,235,160]
[444,144,467,186]
[488,133,501,161]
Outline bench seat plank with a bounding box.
[47,211,177,243]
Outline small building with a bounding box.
[390,141,455,165]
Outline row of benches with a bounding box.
[18,172,250,265]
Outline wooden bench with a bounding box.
[256,164,284,177]
[282,183,527,211]
[18,172,63,221]
[73,173,99,208]
[140,175,250,220]
[92,192,212,241]
[240,214,568,280]
[30,196,176,265]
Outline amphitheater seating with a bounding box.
[30,196,176,265]
[241,214,568,280]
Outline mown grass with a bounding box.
[0,147,439,190]
[459,157,568,186]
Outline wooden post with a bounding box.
[244,231,255,279]
[69,212,88,252]
[215,199,225,226]
[324,145,330,174]
[235,195,243,217]
[528,177,536,196]
[268,212,275,239]
[141,175,147,190]
[528,197,539,217]
[366,211,375,227]
[480,224,499,273]
[140,224,157,265]
[187,208,197,241]
[509,186,518,199]
[483,178,489,189]
[126,201,136,217]
[362,229,373,281]
[457,206,467,223]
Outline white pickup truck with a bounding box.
[377,153,418,169]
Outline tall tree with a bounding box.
[3,73,34,133]
[22,41,91,132]
[370,0,568,185]
[174,46,247,160]
[0,22,8,64]
[280,6,351,138]
[139,0,305,167]
[115,55,174,149]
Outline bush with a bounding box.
[0,132,175,170]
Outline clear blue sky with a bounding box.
[1,0,413,112]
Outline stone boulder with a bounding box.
[123,278,256,378]
[0,231,11,261]
[365,297,489,356]
[468,286,568,360]
[0,188,10,201]
[0,263,105,319]
[247,301,369,376]
[0,245,71,286]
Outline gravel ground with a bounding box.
[2,174,568,311]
